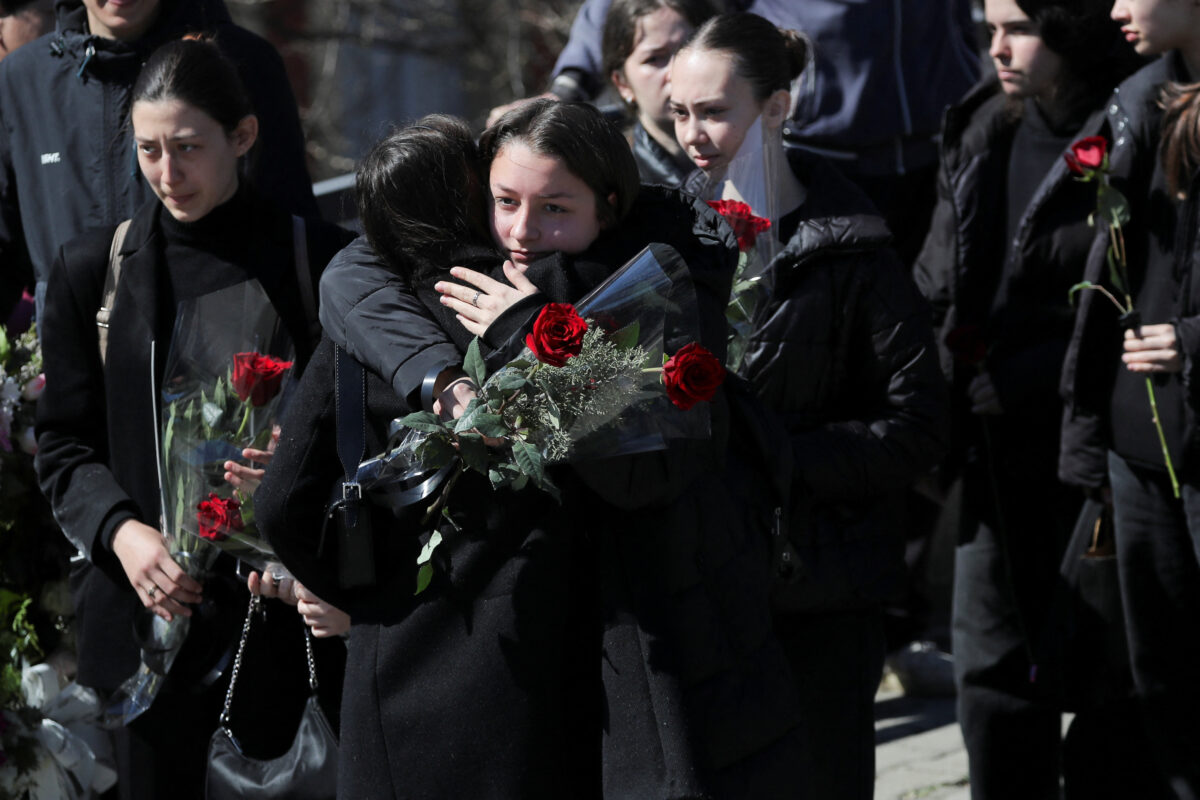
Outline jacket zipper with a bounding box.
[75,39,95,80]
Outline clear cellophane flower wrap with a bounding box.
[367,243,724,502]
[695,115,784,371]
[103,280,295,726]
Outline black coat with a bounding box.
[1059,54,1190,488]
[258,187,804,799]
[34,190,351,692]
[0,0,318,312]
[914,81,1104,483]
[631,121,694,189]
[740,147,948,613]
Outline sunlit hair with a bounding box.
[479,99,640,228]
[677,13,807,104]
[131,38,252,135]
[355,115,489,278]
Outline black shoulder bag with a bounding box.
[205,595,338,800]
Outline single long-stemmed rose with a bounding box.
[708,199,772,371]
[230,352,293,442]
[1066,136,1180,497]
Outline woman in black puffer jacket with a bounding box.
[671,13,948,800]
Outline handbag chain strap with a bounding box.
[219,594,319,734]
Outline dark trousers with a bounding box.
[772,607,885,800]
[1108,451,1200,800]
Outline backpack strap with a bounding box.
[96,219,132,366]
[292,215,321,349]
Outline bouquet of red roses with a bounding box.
[105,280,296,726]
[365,245,726,593]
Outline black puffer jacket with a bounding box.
[914,80,1105,481]
[738,147,948,613]
[0,0,317,313]
[1060,54,1188,487]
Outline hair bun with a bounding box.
[778,28,808,83]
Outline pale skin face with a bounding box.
[132,98,257,223]
[611,6,694,155]
[984,0,1064,104]
[669,47,790,178]
[0,7,52,62]
[81,0,160,41]
[1112,0,1200,65]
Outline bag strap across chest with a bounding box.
[96,218,132,366]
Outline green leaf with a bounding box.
[456,433,490,474]
[400,410,447,434]
[470,413,509,439]
[201,401,223,429]
[608,321,641,351]
[463,338,486,388]
[506,359,533,371]
[414,435,456,469]
[543,395,561,430]
[1098,183,1131,228]
[511,439,545,484]
[1107,247,1126,297]
[489,371,529,393]
[416,529,442,566]
[453,399,487,433]
[414,563,434,595]
[250,426,273,450]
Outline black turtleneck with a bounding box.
[1004,99,1080,261]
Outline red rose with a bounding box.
[1064,136,1107,175]
[662,342,726,410]
[526,303,588,367]
[231,352,293,407]
[944,325,988,367]
[708,199,772,252]
[196,493,244,542]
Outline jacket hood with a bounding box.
[51,0,231,61]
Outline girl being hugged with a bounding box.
[669,13,948,800]
[1062,1,1200,796]
[34,38,352,800]
[259,102,805,798]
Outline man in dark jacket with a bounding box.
[0,0,317,319]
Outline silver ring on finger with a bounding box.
[147,585,157,598]
[472,290,482,308]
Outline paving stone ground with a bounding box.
[874,686,970,800]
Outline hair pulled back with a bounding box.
[356,115,488,277]
[1159,83,1200,199]
[680,12,807,103]
[479,99,640,228]
[131,38,253,134]
[601,0,717,81]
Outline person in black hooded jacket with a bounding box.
[669,14,947,800]
[914,0,1151,796]
[0,0,317,320]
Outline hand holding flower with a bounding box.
[111,519,203,622]
[1122,324,1182,373]
[967,371,1003,415]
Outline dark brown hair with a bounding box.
[678,12,808,103]
[1161,83,1200,199]
[356,115,489,277]
[131,38,252,134]
[601,0,717,84]
[479,99,640,228]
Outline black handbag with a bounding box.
[205,596,338,800]
[1039,497,1133,712]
